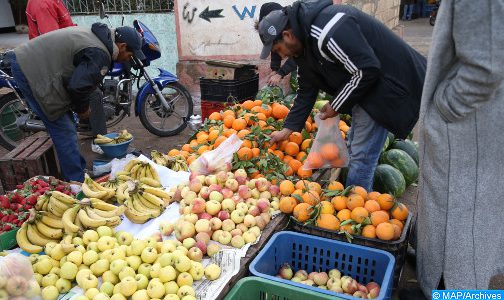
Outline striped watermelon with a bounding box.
[380,149,419,186]
[373,164,406,197]
[392,139,419,165]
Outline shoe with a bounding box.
[399,287,427,300]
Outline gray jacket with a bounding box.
[416,0,504,296]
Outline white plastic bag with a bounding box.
[0,253,40,298]
[189,134,243,175]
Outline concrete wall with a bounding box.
[343,0,400,29]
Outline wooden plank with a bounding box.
[215,214,289,300]
[0,135,37,161]
[26,137,52,177]
[12,137,47,184]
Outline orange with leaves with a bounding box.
[351,207,369,224]
[237,147,253,160]
[320,201,335,215]
[370,210,390,227]
[279,180,295,196]
[297,167,312,179]
[289,132,303,145]
[232,118,247,131]
[301,191,320,206]
[208,112,221,121]
[301,139,312,151]
[390,203,409,221]
[376,222,395,241]
[242,100,255,110]
[336,209,352,221]
[272,103,289,119]
[316,214,340,231]
[346,194,365,210]
[377,193,395,210]
[331,196,347,211]
[293,203,313,222]
[279,197,297,214]
[284,142,300,156]
[223,115,235,128]
[327,181,344,191]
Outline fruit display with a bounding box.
[168,169,277,249]
[28,226,221,300]
[0,176,74,235]
[123,159,161,182]
[151,150,189,172]
[275,263,381,299]
[0,253,41,298]
[279,179,409,241]
[94,129,133,145]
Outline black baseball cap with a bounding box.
[258,10,289,59]
[259,2,283,21]
[115,26,146,60]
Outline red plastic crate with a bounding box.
[201,100,228,120]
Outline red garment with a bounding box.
[26,0,76,39]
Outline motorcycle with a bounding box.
[429,0,441,26]
[0,2,193,151]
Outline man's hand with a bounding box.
[77,107,91,120]
[319,103,338,120]
[267,71,283,86]
[269,128,293,144]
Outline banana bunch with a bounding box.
[94,129,133,145]
[151,150,189,172]
[82,174,115,201]
[61,198,124,235]
[123,159,161,182]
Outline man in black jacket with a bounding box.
[8,23,145,182]
[259,1,426,191]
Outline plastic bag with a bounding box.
[189,134,243,175]
[302,114,349,169]
[0,253,40,298]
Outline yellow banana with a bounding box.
[90,198,117,211]
[47,199,65,217]
[35,220,63,239]
[39,214,64,229]
[139,177,161,188]
[49,196,72,212]
[139,191,164,209]
[124,159,140,172]
[124,205,153,224]
[129,163,142,179]
[16,223,43,254]
[78,209,107,228]
[61,234,73,245]
[135,193,160,210]
[92,206,126,218]
[26,223,58,246]
[142,186,171,199]
[81,181,108,199]
[35,194,49,210]
[41,199,49,212]
[148,164,161,182]
[50,191,78,205]
[117,174,133,182]
[115,170,131,177]
[62,205,81,234]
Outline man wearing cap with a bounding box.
[7,23,145,182]
[260,0,426,191]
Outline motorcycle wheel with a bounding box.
[429,16,436,26]
[0,92,37,150]
[139,82,193,137]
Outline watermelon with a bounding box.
[314,100,329,110]
[380,149,419,186]
[373,164,406,197]
[392,139,419,165]
[382,136,391,152]
[256,86,284,101]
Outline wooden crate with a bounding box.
[0,133,60,191]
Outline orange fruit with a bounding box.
[288,159,302,172]
[232,118,247,131]
[390,203,409,221]
[340,224,354,234]
[391,224,401,240]
[308,182,322,194]
[327,181,344,191]
[351,186,368,200]
[370,210,390,227]
[167,149,180,156]
[362,225,377,239]
[256,112,267,121]
[273,150,284,160]
[301,139,312,151]
[241,140,252,149]
[367,191,381,201]
[364,200,381,213]
[253,99,262,106]
[278,140,289,151]
[346,194,365,210]
[296,151,307,162]
[331,196,348,211]
[283,155,294,164]
[293,203,313,222]
[316,214,340,231]
[189,139,198,147]
[279,197,297,214]
[196,133,209,144]
[289,132,303,145]
[305,121,312,132]
[389,219,404,231]
[181,144,191,153]
[186,155,197,165]
[320,143,339,161]
[179,151,190,159]
[223,115,235,128]
[214,136,227,148]
[285,166,294,176]
[222,110,235,118]
[242,100,255,110]
[377,193,395,210]
[320,201,335,215]
[208,112,222,121]
[237,129,250,139]
[251,148,260,157]
[262,105,272,117]
[297,166,312,179]
[301,191,320,206]
[223,128,237,137]
[306,152,324,169]
[295,180,310,191]
[292,189,303,198]
[280,180,295,196]
[285,142,300,156]
[237,147,253,160]
[272,104,289,119]
[376,223,395,241]
[351,207,369,224]
[208,130,220,141]
[336,209,351,221]
[197,145,210,155]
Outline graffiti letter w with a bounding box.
[232,5,256,20]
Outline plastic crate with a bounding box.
[199,75,259,102]
[289,214,412,288]
[249,231,395,300]
[201,100,229,120]
[0,228,19,251]
[224,277,343,300]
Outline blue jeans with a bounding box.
[402,4,415,20]
[345,105,388,192]
[9,53,86,182]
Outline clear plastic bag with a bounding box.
[189,134,243,175]
[302,114,349,170]
[0,253,40,298]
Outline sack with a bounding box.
[302,114,349,170]
[0,253,40,297]
[189,134,243,175]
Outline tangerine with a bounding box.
[237,147,253,160]
[272,104,289,119]
[289,132,303,145]
[320,201,335,215]
[306,152,324,169]
[316,214,340,231]
[367,191,381,201]
[232,118,247,131]
[320,143,339,161]
[279,197,297,214]
[331,196,348,211]
[362,225,377,239]
[336,209,351,221]
[279,180,295,196]
[301,191,320,206]
[370,210,390,227]
[346,194,365,210]
[327,181,344,191]
[293,203,313,222]
[390,203,409,221]
[285,142,300,156]
[297,166,312,179]
[377,193,395,210]
[364,200,381,213]
[208,112,221,121]
[351,207,369,224]
[376,223,395,241]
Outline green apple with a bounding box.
[118,266,136,281]
[87,242,99,252]
[164,295,180,300]
[176,272,193,287]
[130,240,147,256]
[97,225,114,237]
[90,259,109,276]
[50,244,66,260]
[41,273,59,287]
[182,238,196,249]
[76,269,92,286]
[175,246,189,256]
[36,258,53,275]
[141,247,158,264]
[85,287,100,299]
[49,266,60,275]
[204,263,221,280]
[126,255,142,271]
[110,259,127,275]
[132,290,149,300]
[119,276,137,297]
[79,264,90,271]
[207,244,221,257]
[83,230,99,245]
[181,296,196,300]
[55,278,72,293]
[93,293,111,300]
[117,231,133,246]
[147,278,165,299]
[41,286,59,300]
[73,236,84,246]
[26,279,41,297]
[49,257,60,268]
[159,265,177,283]
[60,261,78,280]
[150,262,161,278]
[177,286,195,298]
[60,256,68,266]
[97,236,116,252]
[138,263,153,279]
[110,294,127,300]
[160,242,176,254]
[110,248,126,261]
[100,249,113,261]
[134,274,149,290]
[44,242,57,256]
[164,281,179,295]
[0,289,7,300]
[80,273,99,291]
[102,270,119,284]
[73,296,89,300]
[34,273,43,285]
[145,237,158,248]
[157,253,174,267]
[83,250,99,266]
[189,262,204,281]
[76,244,87,254]
[29,253,40,264]
[174,255,191,273]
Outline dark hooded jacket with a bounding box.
[283,0,426,138]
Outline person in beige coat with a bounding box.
[412,1,504,299]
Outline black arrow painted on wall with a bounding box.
[199,6,224,22]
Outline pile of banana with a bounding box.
[16,193,125,254]
[151,150,189,172]
[82,174,115,202]
[94,129,133,145]
[116,179,172,224]
[123,159,162,181]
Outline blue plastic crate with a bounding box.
[249,231,395,300]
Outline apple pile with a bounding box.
[168,169,279,249]
[0,253,40,298]
[30,226,222,300]
[276,263,381,299]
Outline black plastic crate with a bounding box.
[289,214,413,288]
[200,75,258,103]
